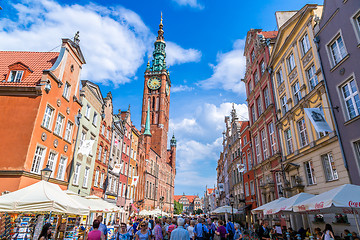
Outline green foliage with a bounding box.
[174,200,183,214]
[195,209,203,214]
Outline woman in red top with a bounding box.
[87,220,105,240]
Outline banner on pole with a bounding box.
[304,108,332,133]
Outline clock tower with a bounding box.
[141,14,171,158]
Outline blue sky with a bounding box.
[0,0,322,196]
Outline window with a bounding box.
[92,112,98,126]
[268,122,276,155]
[264,87,270,108]
[249,80,253,93]
[108,176,112,192]
[63,82,71,99]
[260,61,266,75]
[250,180,255,195]
[98,146,102,161]
[298,118,309,147]
[42,105,54,129]
[341,79,360,119]
[243,136,247,146]
[64,121,73,142]
[284,129,293,154]
[101,125,105,135]
[8,70,24,82]
[31,146,45,174]
[261,129,268,160]
[276,69,284,86]
[355,141,360,167]
[54,114,65,136]
[243,156,247,173]
[122,184,126,197]
[125,163,128,176]
[47,152,58,177]
[287,53,296,72]
[73,163,81,185]
[281,95,288,114]
[245,182,249,197]
[127,184,130,198]
[306,65,318,90]
[275,172,283,197]
[355,14,360,32]
[329,35,347,65]
[247,151,252,170]
[254,135,261,163]
[254,71,259,85]
[322,153,338,181]
[304,161,316,185]
[106,129,109,139]
[129,165,132,178]
[100,171,105,188]
[85,105,91,119]
[251,106,256,123]
[292,81,302,105]
[57,156,67,180]
[300,34,311,56]
[94,170,99,187]
[257,97,263,116]
[251,50,255,63]
[103,149,107,163]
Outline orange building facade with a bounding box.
[0,37,86,192]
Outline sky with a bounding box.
[0,0,323,196]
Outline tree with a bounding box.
[174,200,183,214]
[195,209,203,215]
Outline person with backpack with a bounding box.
[226,220,235,240]
[215,220,228,240]
[206,218,216,240]
[194,218,209,240]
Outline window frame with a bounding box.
[292,81,302,105]
[287,53,296,73]
[54,113,65,137]
[64,120,74,142]
[297,118,309,147]
[254,135,261,164]
[261,129,268,160]
[306,65,318,91]
[63,82,71,100]
[280,95,288,115]
[30,145,46,174]
[56,156,67,181]
[300,33,311,56]
[8,70,24,82]
[73,163,81,185]
[94,169,99,187]
[351,10,360,44]
[327,32,348,67]
[276,68,284,86]
[42,104,55,130]
[264,86,270,109]
[85,104,91,119]
[341,78,360,120]
[268,122,276,155]
[47,151,58,178]
[284,128,293,155]
[304,160,316,185]
[322,153,338,181]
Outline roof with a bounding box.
[0,51,59,86]
[260,31,278,39]
[207,188,215,195]
[174,195,199,203]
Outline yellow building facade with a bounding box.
[269,4,350,197]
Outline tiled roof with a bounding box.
[260,31,278,39]
[174,195,199,203]
[0,51,59,86]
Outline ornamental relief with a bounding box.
[278,83,285,95]
[302,51,313,67]
[289,69,298,83]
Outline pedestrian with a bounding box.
[38,223,52,240]
[213,218,219,229]
[233,223,242,240]
[314,228,322,240]
[306,228,311,238]
[127,221,134,240]
[188,220,196,240]
[352,232,359,239]
[117,223,131,240]
[185,219,190,229]
[167,219,177,239]
[149,216,155,230]
[257,220,270,240]
[163,218,170,240]
[215,220,227,240]
[154,218,164,240]
[321,224,335,240]
[344,229,353,240]
[226,219,235,240]
[135,221,151,240]
[170,218,190,240]
[90,215,108,240]
[87,220,105,240]
[207,218,216,240]
[194,218,209,240]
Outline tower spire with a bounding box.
[144,101,151,136]
[157,12,164,42]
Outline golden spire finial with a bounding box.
[157,12,164,41]
[159,12,163,29]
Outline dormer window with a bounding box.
[8,70,24,82]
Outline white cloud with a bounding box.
[198,39,247,94]
[171,102,248,191]
[171,84,194,93]
[0,0,201,86]
[172,0,204,9]
[166,41,202,66]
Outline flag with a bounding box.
[112,163,123,174]
[131,176,139,187]
[78,140,95,156]
[218,183,224,192]
[304,108,332,133]
[237,163,245,173]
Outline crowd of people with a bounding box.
[37,215,360,240]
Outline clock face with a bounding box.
[166,82,170,96]
[147,77,161,90]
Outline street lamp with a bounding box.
[159,196,164,217]
[229,194,235,223]
[41,164,52,182]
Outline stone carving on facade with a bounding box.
[289,69,298,83]
[278,83,285,95]
[302,51,313,66]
